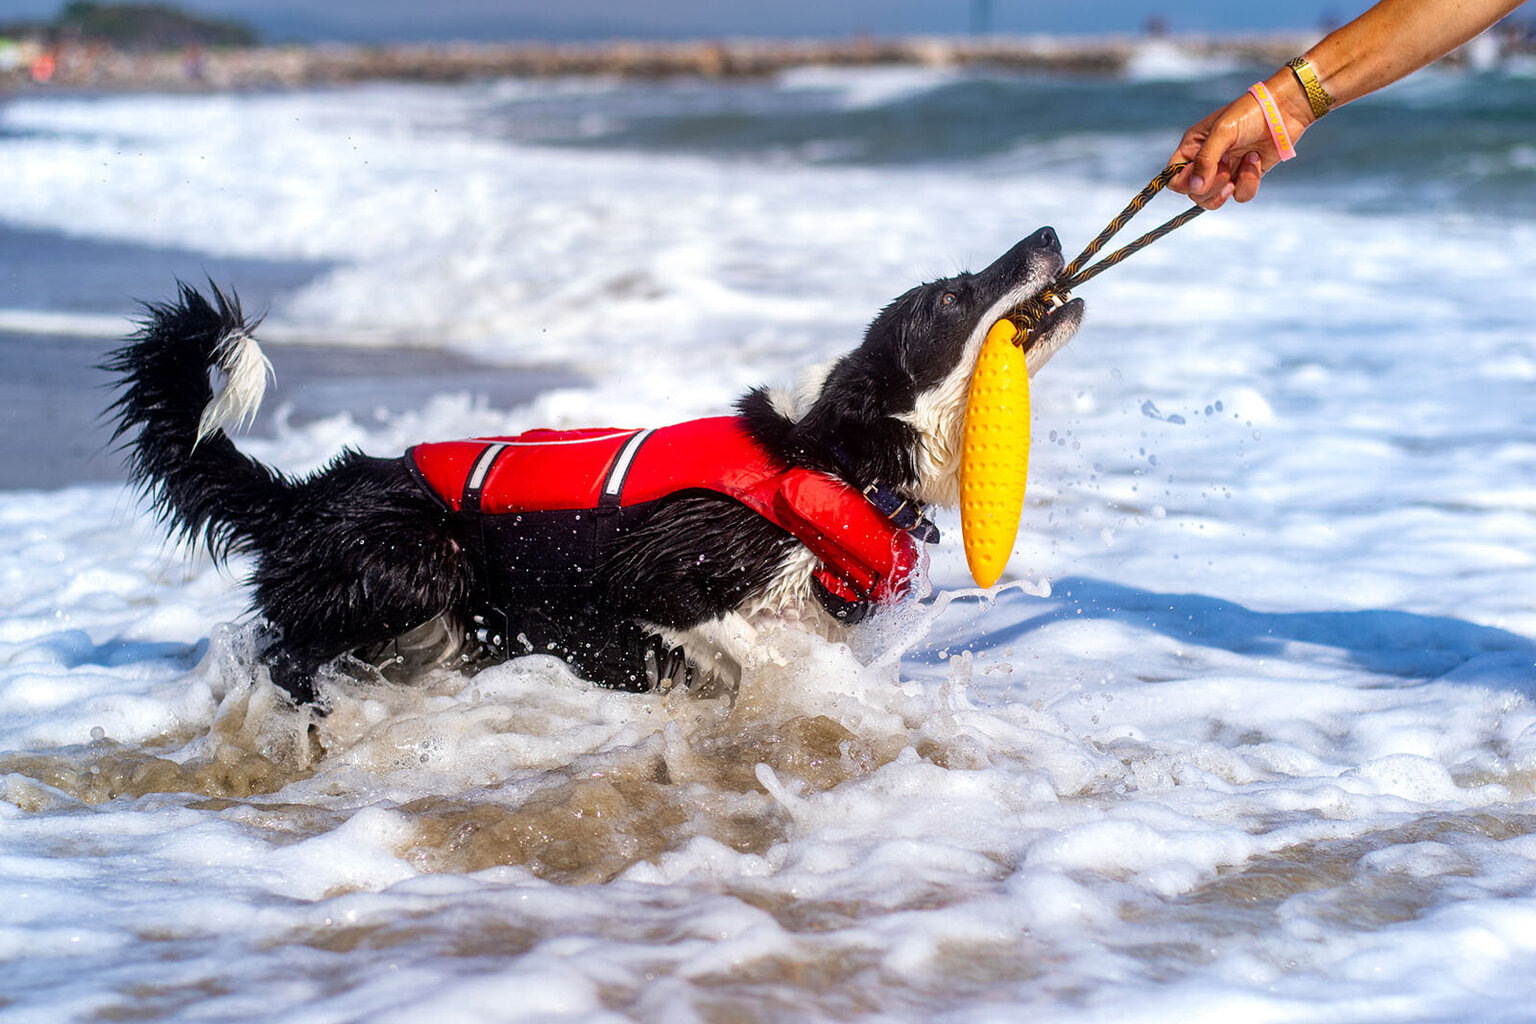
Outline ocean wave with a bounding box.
[2,75,1536,1022]
[0,307,128,337]
[775,62,963,109]
[1121,39,1247,82]
[3,79,1530,367]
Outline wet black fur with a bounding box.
[104,230,1061,705]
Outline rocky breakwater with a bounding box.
[1,34,1323,91]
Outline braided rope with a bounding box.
[1011,162,1203,331]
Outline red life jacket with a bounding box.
[407,416,920,606]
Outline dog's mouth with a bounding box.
[1013,292,1085,375]
[896,229,1089,509]
[971,232,1087,377]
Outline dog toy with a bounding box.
[959,318,1032,588]
[957,162,1206,587]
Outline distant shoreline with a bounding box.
[0,33,1342,92]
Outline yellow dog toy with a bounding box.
[958,318,1032,588]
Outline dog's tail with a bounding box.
[104,281,290,560]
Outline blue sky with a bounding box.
[3,0,1352,41]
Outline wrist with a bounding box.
[1286,56,1336,121]
[1248,79,1298,161]
[1264,66,1317,138]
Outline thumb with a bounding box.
[1168,123,1211,192]
[1188,120,1237,194]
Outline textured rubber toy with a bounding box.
[960,318,1031,587]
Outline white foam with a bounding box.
[1,78,1535,1022]
[776,63,960,109]
[0,308,130,337]
[1121,39,1245,82]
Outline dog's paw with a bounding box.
[263,649,327,711]
[593,632,693,693]
[643,638,694,694]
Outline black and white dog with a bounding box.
[105,227,1083,705]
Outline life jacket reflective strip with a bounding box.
[407,416,919,605]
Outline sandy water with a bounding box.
[2,58,1535,1021]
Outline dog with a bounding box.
[105,227,1083,705]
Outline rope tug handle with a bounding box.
[1011,161,1204,332]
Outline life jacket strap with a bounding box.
[462,442,509,513]
[600,428,654,510]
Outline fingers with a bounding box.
[1167,162,1193,197]
[1233,151,1264,203]
[1200,182,1238,210]
[1175,156,1237,209]
[1168,94,1278,209]
[1167,113,1216,194]
[1167,117,1238,208]
[1174,145,1264,210]
[1187,145,1227,205]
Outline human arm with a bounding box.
[1169,0,1528,209]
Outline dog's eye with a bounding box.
[940,292,957,306]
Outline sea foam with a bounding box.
[1,75,1535,1022]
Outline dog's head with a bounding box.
[740,226,1084,508]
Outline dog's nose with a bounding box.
[1028,226,1060,252]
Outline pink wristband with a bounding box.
[1248,81,1296,161]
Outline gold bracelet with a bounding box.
[1286,56,1335,120]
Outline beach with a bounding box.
[1,45,1535,1022]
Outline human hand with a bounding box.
[1168,79,1312,210]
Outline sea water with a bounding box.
[1,52,1534,1022]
